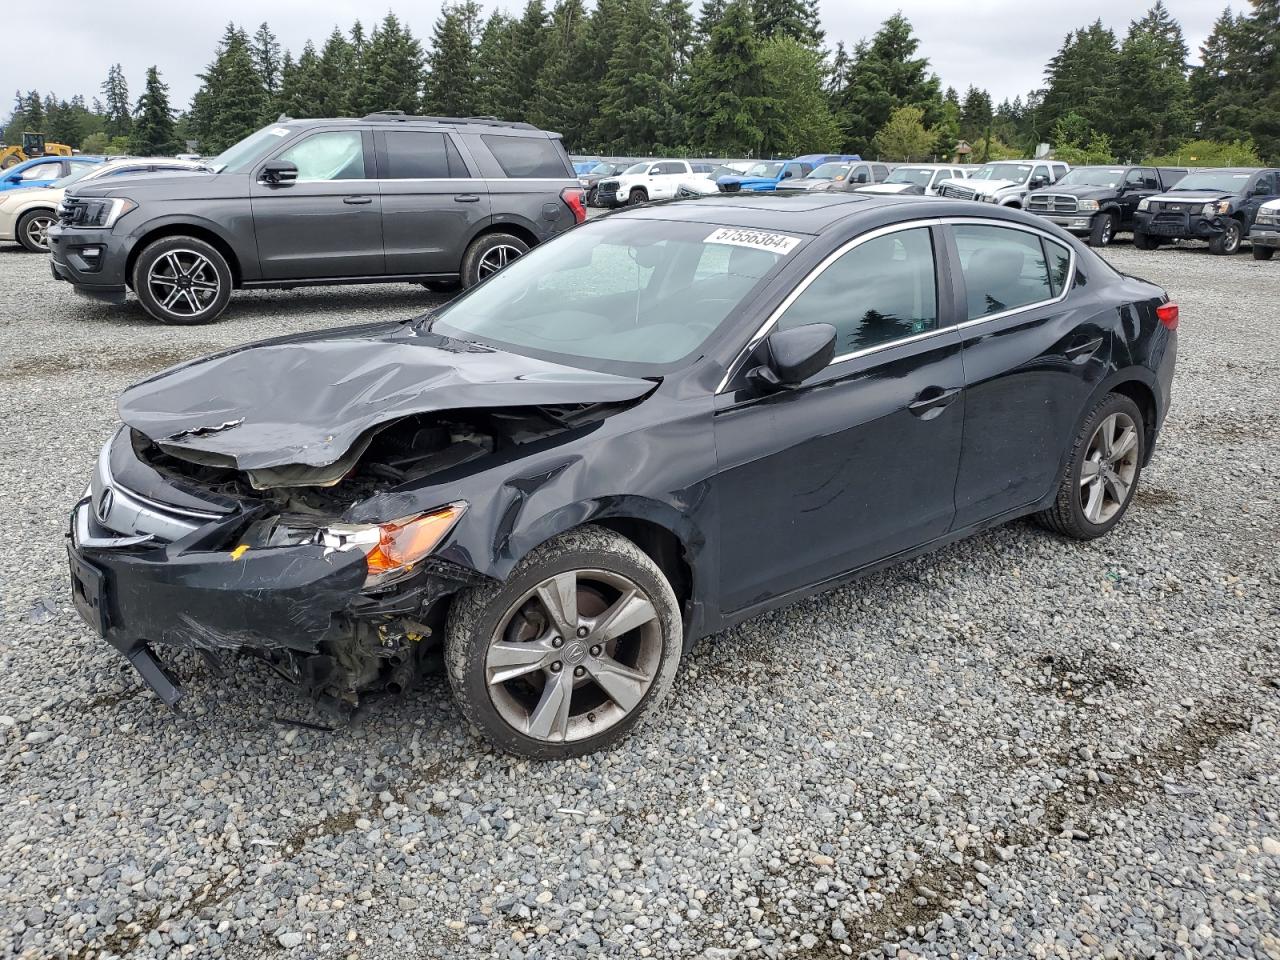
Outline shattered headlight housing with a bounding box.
[72,197,137,229]
[322,502,468,588]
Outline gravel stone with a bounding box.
[0,239,1277,960]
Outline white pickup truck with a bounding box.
[936,160,1069,208]
[596,159,709,206]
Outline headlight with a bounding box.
[578,178,590,187]
[71,197,137,228]
[1215,200,1231,215]
[1258,210,1278,225]
[321,502,467,588]
[1077,199,1099,211]
[986,193,1000,203]
[1137,198,1150,211]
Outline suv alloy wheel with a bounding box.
[132,236,234,325]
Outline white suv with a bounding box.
[936,160,1069,208]
[855,164,969,197]
[597,160,697,206]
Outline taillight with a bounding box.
[560,187,586,224]
[1156,302,1179,330]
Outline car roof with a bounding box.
[279,113,555,135]
[611,193,914,233]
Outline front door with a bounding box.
[714,224,965,613]
[948,220,1111,527]
[250,129,384,280]
[1119,168,1159,227]
[375,129,492,277]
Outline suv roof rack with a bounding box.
[360,110,540,131]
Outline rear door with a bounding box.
[375,129,491,277]
[250,128,384,280]
[714,222,965,611]
[946,220,1109,527]
[461,131,576,241]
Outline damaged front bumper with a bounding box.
[66,439,483,709]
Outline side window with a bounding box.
[657,162,684,176]
[953,224,1055,320]
[873,164,889,180]
[382,131,467,178]
[481,134,569,178]
[105,166,143,177]
[20,162,60,181]
[277,131,366,181]
[69,161,96,175]
[777,227,938,356]
[1255,173,1278,195]
[1042,237,1072,296]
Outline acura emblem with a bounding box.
[96,488,114,524]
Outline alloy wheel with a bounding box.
[1100,216,1114,245]
[476,244,523,280]
[146,249,221,318]
[484,568,663,743]
[1079,412,1139,525]
[23,213,54,252]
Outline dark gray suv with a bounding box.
[48,113,586,324]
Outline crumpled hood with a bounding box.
[1148,191,1231,203]
[118,321,656,472]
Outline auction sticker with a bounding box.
[705,227,802,255]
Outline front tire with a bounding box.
[1088,211,1117,247]
[1208,219,1242,255]
[1253,245,1275,261]
[459,232,529,289]
[628,188,648,205]
[1035,393,1144,540]
[445,526,683,759]
[131,236,232,325]
[16,208,56,253]
[1133,230,1159,250]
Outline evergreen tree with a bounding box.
[423,2,484,117]
[277,42,324,118]
[473,13,519,118]
[872,105,936,160]
[252,23,283,97]
[530,0,593,141]
[347,21,369,117]
[662,0,696,76]
[959,85,993,143]
[686,0,767,155]
[100,64,132,139]
[189,23,270,152]
[696,0,728,40]
[594,0,675,152]
[934,87,962,159]
[317,28,359,115]
[752,0,823,47]
[1036,21,1119,143]
[1111,3,1192,159]
[357,13,423,115]
[129,66,179,155]
[833,14,940,153]
[1241,0,1280,162]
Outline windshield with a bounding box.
[622,162,650,175]
[587,161,617,175]
[51,166,102,188]
[741,161,783,179]
[208,125,295,173]
[970,162,1032,182]
[1168,171,1252,192]
[806,162,850,180]
[885,167,934,186]
[706,164,742,179]
[429,218,802,371]
[1056,167,1126,187]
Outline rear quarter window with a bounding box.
[481,135,570,178]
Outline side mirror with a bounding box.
[259,159,298,185]
[782,170,794,179]
[748,323,837,390]
[855,173,868,184]
[1030,176,1048,188]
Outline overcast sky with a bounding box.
[3,1,1221,117]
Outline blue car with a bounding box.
[717,154,861,194]
[0,155,109,192]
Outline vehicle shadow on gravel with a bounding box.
[59,286,452,328]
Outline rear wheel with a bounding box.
[16,208,56,253]
[131,235,232,325]
[0,155,19,169]
[1133,230,1160,250]
[1252,245,1275,261]
[628,188,648,205]
[1088,211,1117,247]
[445,526,683,758]
[1035,393,1144,540]
[1208,219,1243,255]
[459,232,529,289]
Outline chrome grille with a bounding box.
[941,184,976,201]
[91,440,221,543]
[1027,194,1078,214]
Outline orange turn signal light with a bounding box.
[363,504,467,579]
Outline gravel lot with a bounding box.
[1,236,1278,960]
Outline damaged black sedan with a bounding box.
[68,193,1177,757]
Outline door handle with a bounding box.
[342,196,372,205]
[454,194,481,203]
[1064,336,1104,363]
[907,386,961,419]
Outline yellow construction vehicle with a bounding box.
[0,132,74,169]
